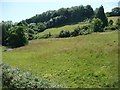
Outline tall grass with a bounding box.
[3,31,118,88]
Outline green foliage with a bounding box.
[70,27,80,36]
[91,18,103,32]
[95,6,108,28]
[25,5,94,28]
[116,18,120,26]
[106,7,120,17]
[71,25,91,36]
[47,16,67,28]
[111,7,120,16]
[59,30,70,38]
[104,25,118,31]
[1,63,53,89]
[27,28,35,40]
[58,24,91,38]
[28,23,38,33]
[37,22,46,32]
[8,26,29,48]
[17,20,28,26]
[108,20,113,26]
[1,21,13,46]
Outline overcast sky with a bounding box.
[0,0,119,22]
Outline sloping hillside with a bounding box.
[3,31,118,88]
[37,22,89,37]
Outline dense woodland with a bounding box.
[1,5,120,48]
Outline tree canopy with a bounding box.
[106,7,120,17]
[25,5,94,28]
[96,5,108,28]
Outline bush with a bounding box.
[116,18,120,26]
[59,30,70,38]
[8,26,29,48]
[71,25,91,36]
[71,27,80,36]
[108,20,113,26]
[91,18,104,32]
[79,29,91,35]
[1,63,59,89]
[27,28,35,40]
[37,22,46,32]
[104,25,118,31]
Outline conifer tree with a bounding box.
[96,5,108,28]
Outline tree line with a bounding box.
[25,5,94,28]
[106,7,120,17]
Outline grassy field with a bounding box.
[3,30,118,88]
[37,22,89,37]
[108,16,120,25]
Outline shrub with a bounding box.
[71,25,91,36]
[8,26,29,48]
[1,63,59,89]
[104,25,118,31]
[91,18,104,32]
[59,30,70,38]
[80,25,90,30]
[71,27,80,36]
[79,29,91,35]
[37,22,46,32]
[27,28,35,40]
[108,20,113,26]
[116,18,120,27]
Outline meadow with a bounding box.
[3,30,118,88]
[37,23,89,37]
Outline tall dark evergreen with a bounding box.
[96,5,108,28]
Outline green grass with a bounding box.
[37,22,89,37]
[3,31,118,88]
[108,16,120,25]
